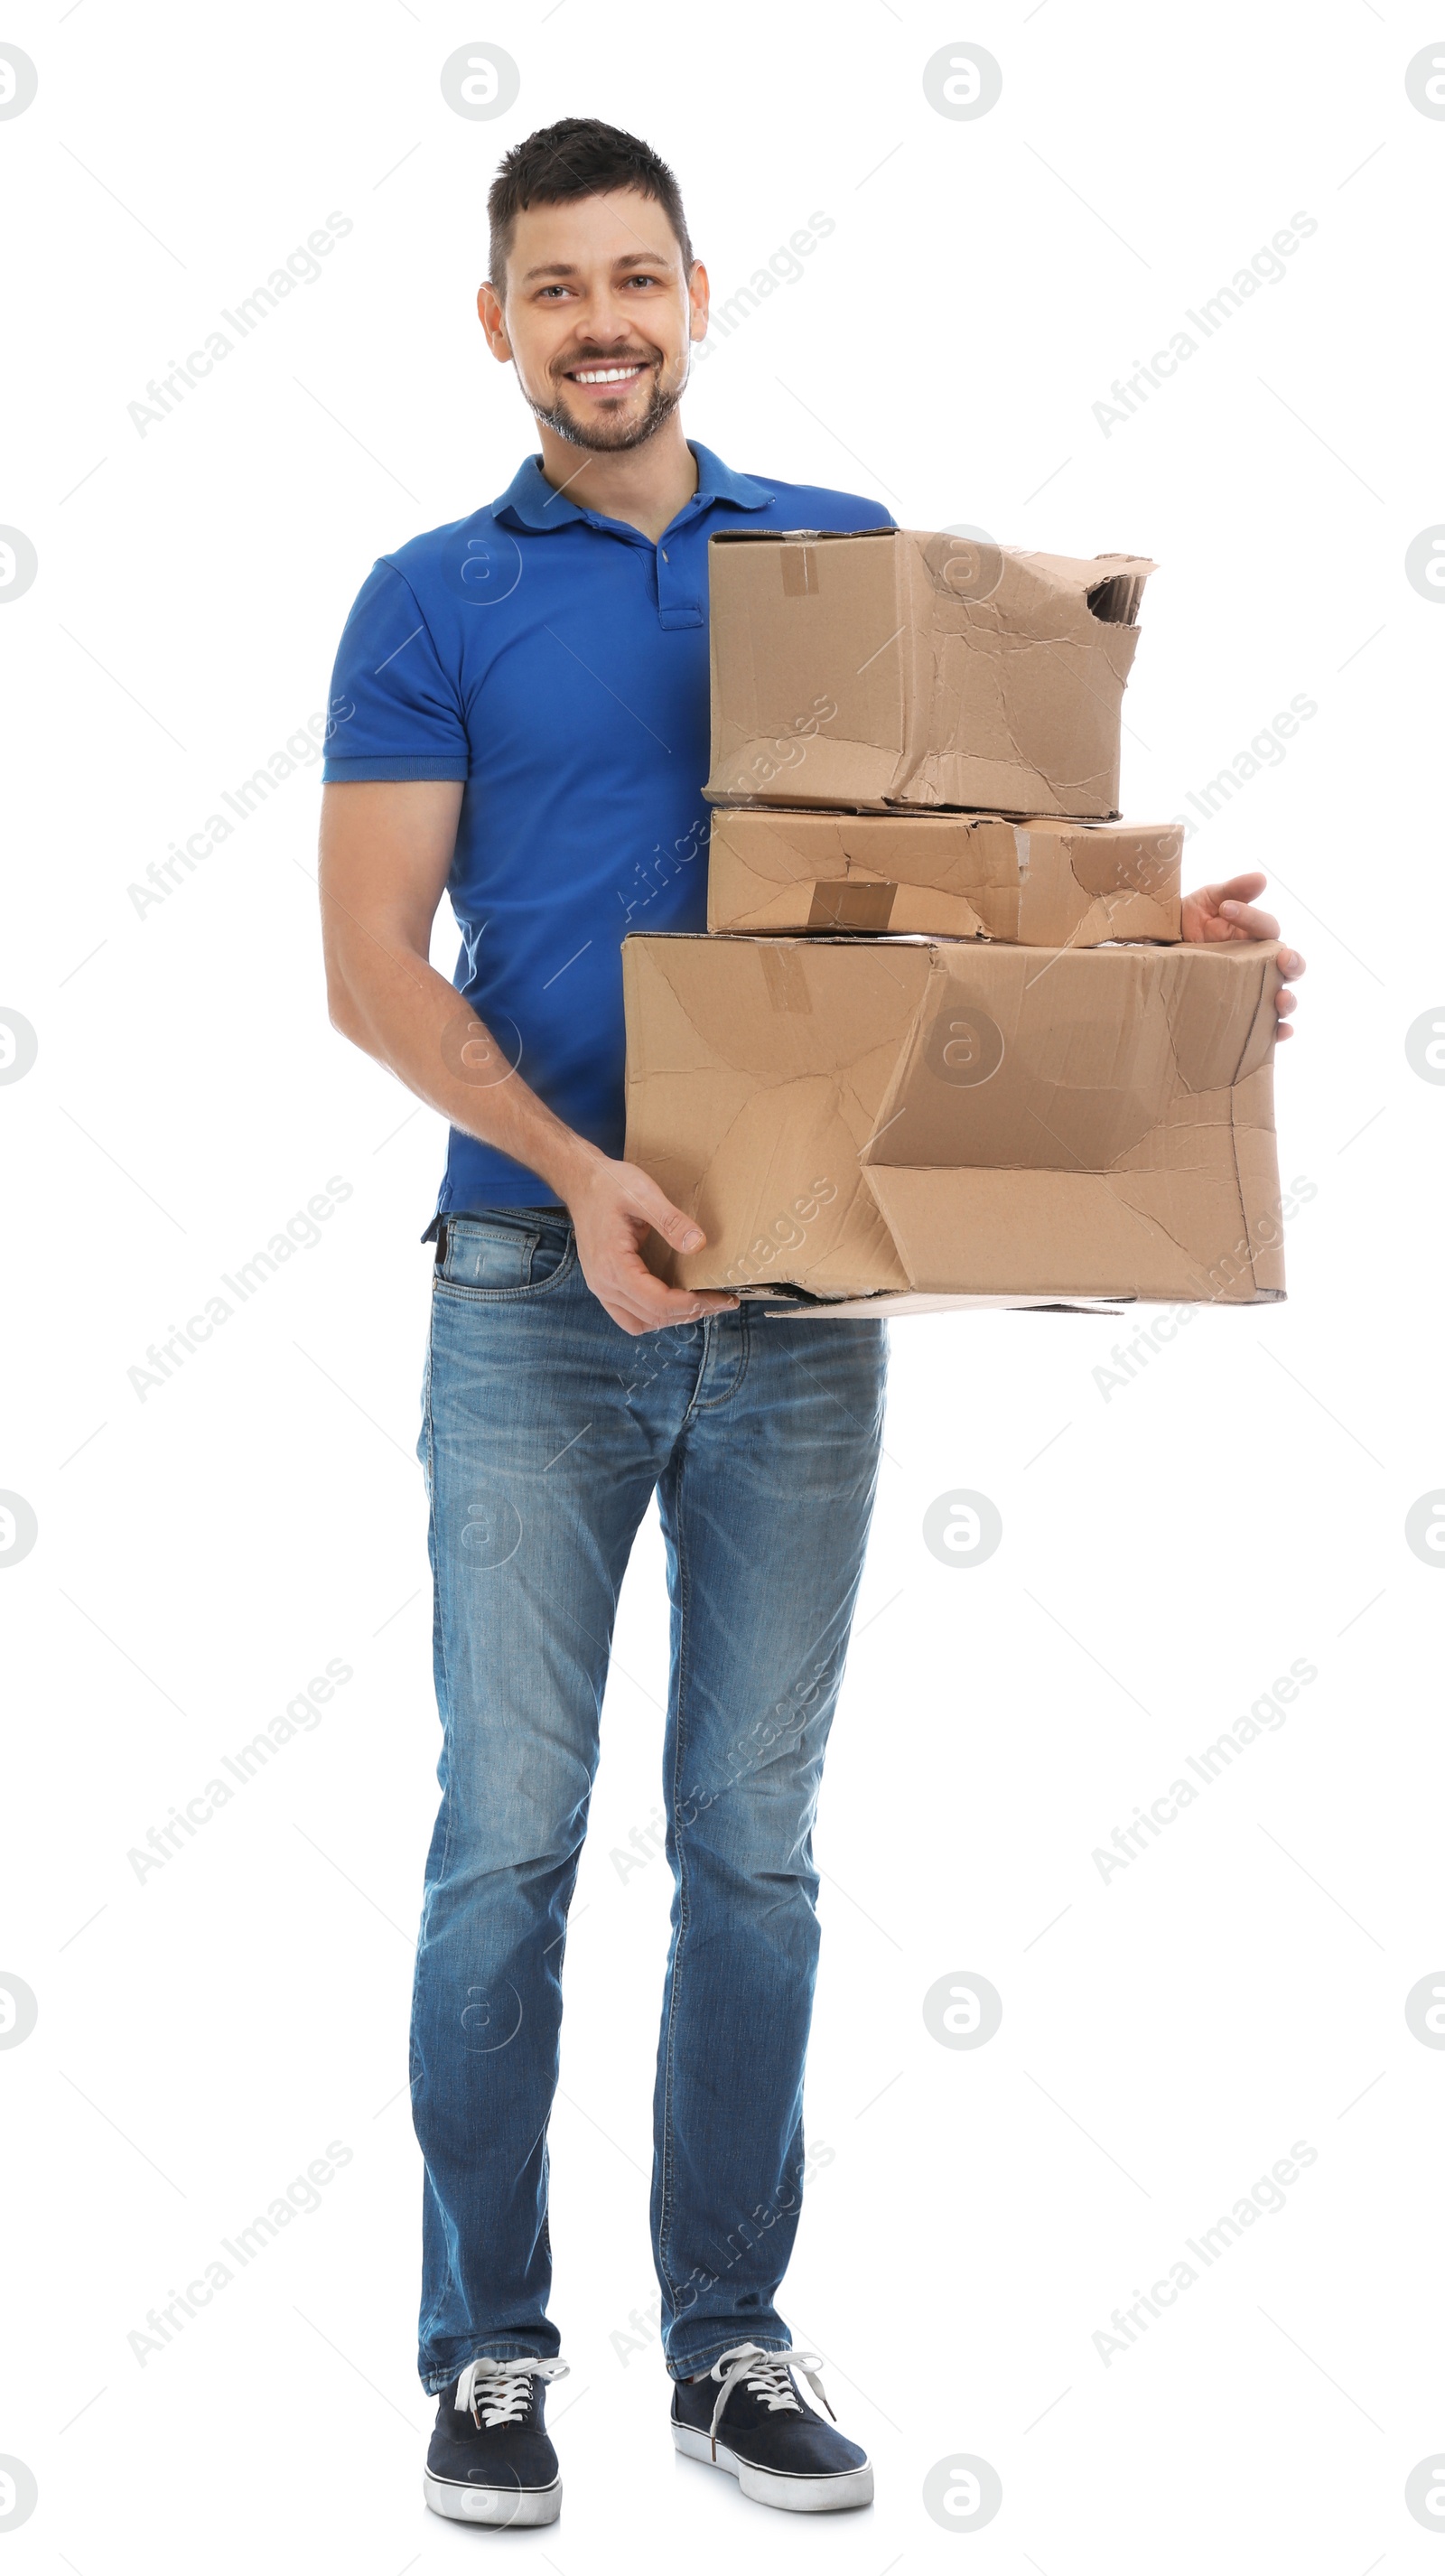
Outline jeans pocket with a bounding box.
[435,1209,574,1297]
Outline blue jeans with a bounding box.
[411,1207,887,2390]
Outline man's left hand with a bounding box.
[1179,870,1305,1040]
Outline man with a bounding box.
[318,118,1303,2528]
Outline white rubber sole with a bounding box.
[423,2469,562,2527]
[672,2421,874,2513]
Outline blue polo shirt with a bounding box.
[322,442,892,1220]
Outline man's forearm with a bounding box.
[330,934,603,1203]
[319,783,730,1330]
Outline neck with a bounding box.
[533,413,698,542]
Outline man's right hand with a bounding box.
[560,1147,739,1338]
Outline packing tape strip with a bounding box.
[757,943,815,1014]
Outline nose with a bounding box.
[576,291,643,347]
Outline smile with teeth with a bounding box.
[567,361,650,385]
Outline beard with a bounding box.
[527,357,685,453]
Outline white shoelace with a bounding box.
[704,2341,834,2457]
[455,2355,570,2428]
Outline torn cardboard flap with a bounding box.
[704,530,1156,820]
[620,933,931,1300]
[622,933,1284,1309]
[705,807,1182,944]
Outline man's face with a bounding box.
[480,187,708,453]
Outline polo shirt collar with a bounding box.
[491,441,774,532]
[689,443,775,510]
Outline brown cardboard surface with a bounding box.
[706,807,1182,944]
[621,933,1284,1309]
[704,530,1155,821]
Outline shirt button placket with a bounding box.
[655,537,703,630]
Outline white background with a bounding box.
[4,3,1443,2569]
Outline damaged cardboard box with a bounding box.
[622,932,1284,1311]
[706,807,1182,945]
[704,530,1154,821]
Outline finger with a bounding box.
[608,1255,738,1328]
[1276,946,1306,980]
[612,1232,708,1300]
[1274,1022,1294,1041]
[601,1287,731,1337]
[1275,986,1297,1015]
[620,1168,707,1254]
[1219,900,1280,940]
[602,1300,656,1338]
[1207,872,1268,907]
[622,1295,740,1333]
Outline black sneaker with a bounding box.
[424,2356,567,2526]
[671,2341,873,2513]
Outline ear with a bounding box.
[478,280,512,361]
[687,259,710,344]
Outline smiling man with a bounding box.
[317,117,1303,2532]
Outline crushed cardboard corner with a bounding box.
[706,807,1183,945]
[704,532,1156,820]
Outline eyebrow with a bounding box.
[518,252,677,284]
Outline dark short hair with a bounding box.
[487,117,694,294]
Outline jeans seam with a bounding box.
[424,1311,457,1918]
[691,1303,751,1411]
[413,1302,456,2293]
[415,1309,443,1955]
[655,1448,693,2315]
[411,1311,449,2365]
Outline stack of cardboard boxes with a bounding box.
[622,529,1285,1312]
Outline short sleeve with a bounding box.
[322,560,470,782]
